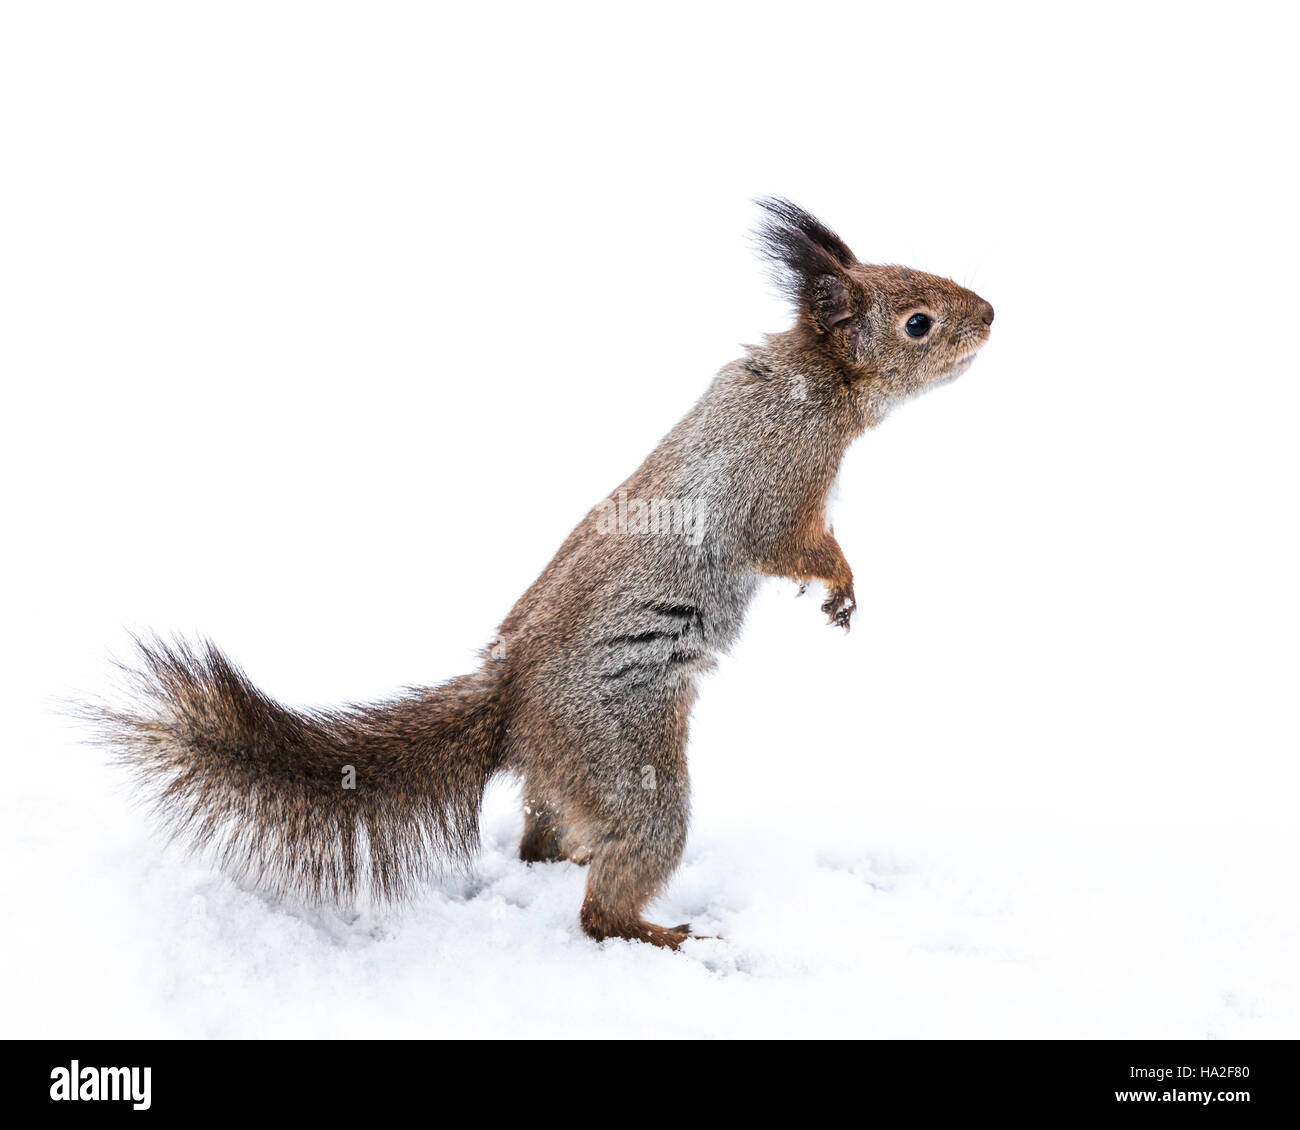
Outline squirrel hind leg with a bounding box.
[577,801,692,950]
[519,806,565,863]
[532,697,692,947]
[519,798,593,865]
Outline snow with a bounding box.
[3,703,1295,1039]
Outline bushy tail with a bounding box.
[86,636,507,904]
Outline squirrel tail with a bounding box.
[86,635,507,904]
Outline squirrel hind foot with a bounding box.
[581,916,695,950]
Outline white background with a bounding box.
[2,1,1297,1037]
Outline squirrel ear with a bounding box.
[753,197,860,331]
[809,274,852,335]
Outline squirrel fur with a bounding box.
[91,199,994,948]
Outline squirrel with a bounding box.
[90,199,993,949]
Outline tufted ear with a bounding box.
[754,196,859,334]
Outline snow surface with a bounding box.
[3,706,1295,1039]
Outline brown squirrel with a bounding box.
[91,199,993,949]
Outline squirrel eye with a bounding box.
[904,313,932,339]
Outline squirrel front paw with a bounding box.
[821,585,855,631]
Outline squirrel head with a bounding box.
[755,197,994,417]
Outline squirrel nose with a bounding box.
[979,301,995,326]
